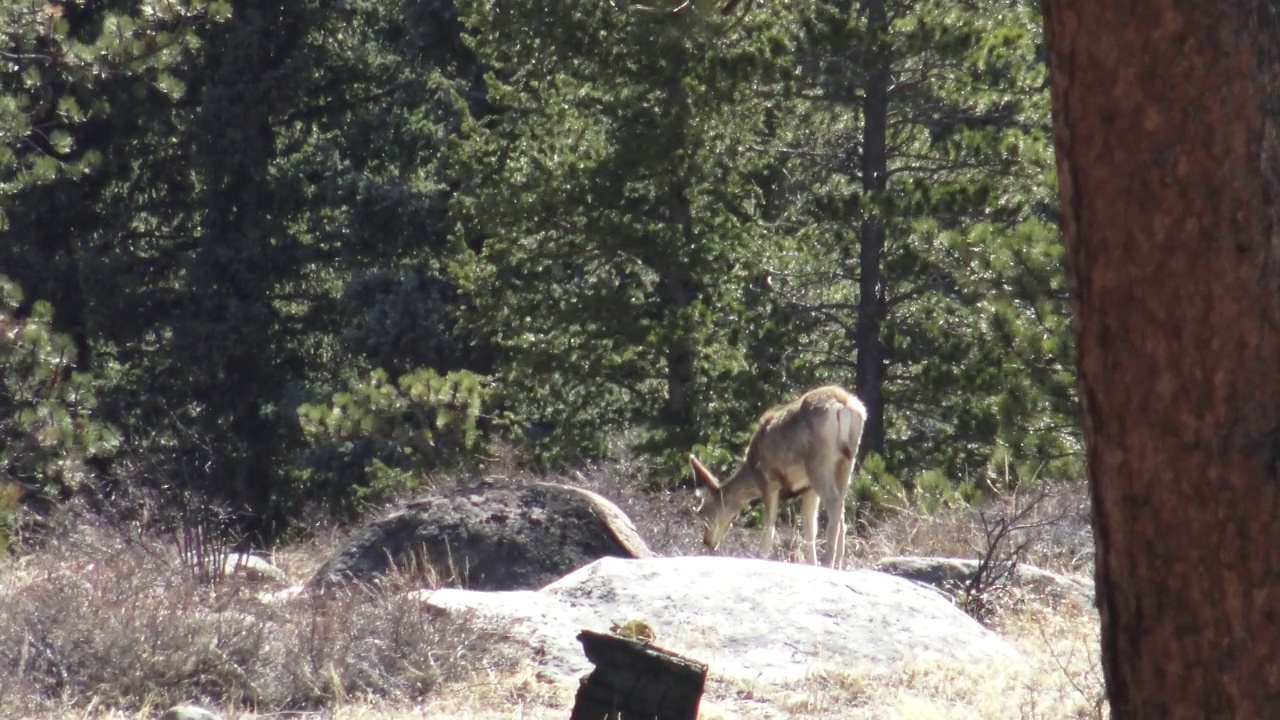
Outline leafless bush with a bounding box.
[555,454,761,559]
[857,480,1093,575]
[547,456,1095,576]
[168,492,244,585]
[0,530,492,716]
[953,485,1067,624]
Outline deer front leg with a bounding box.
[760,485,780,560]
[799,490,820,565]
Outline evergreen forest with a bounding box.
[0,0,1079,545]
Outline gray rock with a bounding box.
[421,555,1019,685]
[421,585,592,679]
[874,555,1095,609]
[220,553,286,583]
[159,705,221,720]
[312,481,651,591]
[258,583,307,605]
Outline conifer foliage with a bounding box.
[0,0,1078,538]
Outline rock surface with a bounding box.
[311,481,651,591]
[421,555,1019,685]
[874,555,1095,609]
[220,553,286,583]
[159,705,221,720]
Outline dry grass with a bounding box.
[0,462,1103,719]
[0,519,502,720]
[850,481,1094,576]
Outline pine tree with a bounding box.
[449,0,800,467]
[1,0,488,535]
[758,0,1077,484]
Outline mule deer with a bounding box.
[690,385,866,567]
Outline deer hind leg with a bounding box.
[799,490,820,565]
[811,488,844,568]
[829,455,855,568]
[808,463,850,569]
[824,494,846,568]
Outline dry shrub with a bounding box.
[553,456,1095,578]
[855,480,1093,575]
[550,454,775,560]
[0,526,492,717]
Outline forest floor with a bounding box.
[0,461,1105,719]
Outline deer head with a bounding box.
[689,454,760,551]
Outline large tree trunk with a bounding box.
[1043,2,1280,717]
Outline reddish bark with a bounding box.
[1043,1,1280,717]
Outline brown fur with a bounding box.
[691,385,867,567]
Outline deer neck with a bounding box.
[717,465,765,516]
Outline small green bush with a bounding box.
[296,368,486,514]
[0,276,119,540]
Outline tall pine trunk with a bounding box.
[1044,2,1280,716]
[854,0,890,458]
[664,183,697,432]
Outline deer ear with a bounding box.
[689,455,722,492]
